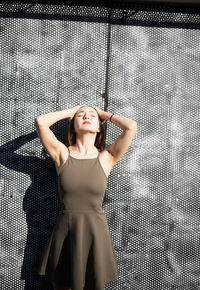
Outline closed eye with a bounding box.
[78,114,96,117]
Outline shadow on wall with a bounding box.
[0,120,68,290]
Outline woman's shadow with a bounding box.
[0,120,68,290]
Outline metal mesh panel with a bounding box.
[0,2,200,289]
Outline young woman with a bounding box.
[35,105,137,290]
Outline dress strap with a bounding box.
[67,146,71,157]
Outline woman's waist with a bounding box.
[59,203,105,214]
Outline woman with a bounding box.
[35,105,137,290]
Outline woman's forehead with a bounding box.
[78,106,97,114]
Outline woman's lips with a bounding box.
[83,121,91,124]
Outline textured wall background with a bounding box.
[0,3,200,290]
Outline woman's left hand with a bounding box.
[91,105,104,119]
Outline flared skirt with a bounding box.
[37,209,119,290]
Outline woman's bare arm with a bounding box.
[35,105,82,127]
[92,106,137,164]
[34,106,82,164]
[92,105,136,130]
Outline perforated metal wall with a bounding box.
[0,2,200,289]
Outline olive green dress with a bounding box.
[37,147,119,289]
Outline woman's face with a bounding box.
[74,106,100,134]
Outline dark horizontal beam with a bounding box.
[115,0,200,3]
[1,0,200,13]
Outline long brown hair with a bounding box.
[60,107,106,151]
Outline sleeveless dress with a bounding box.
[37,147,119,290]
